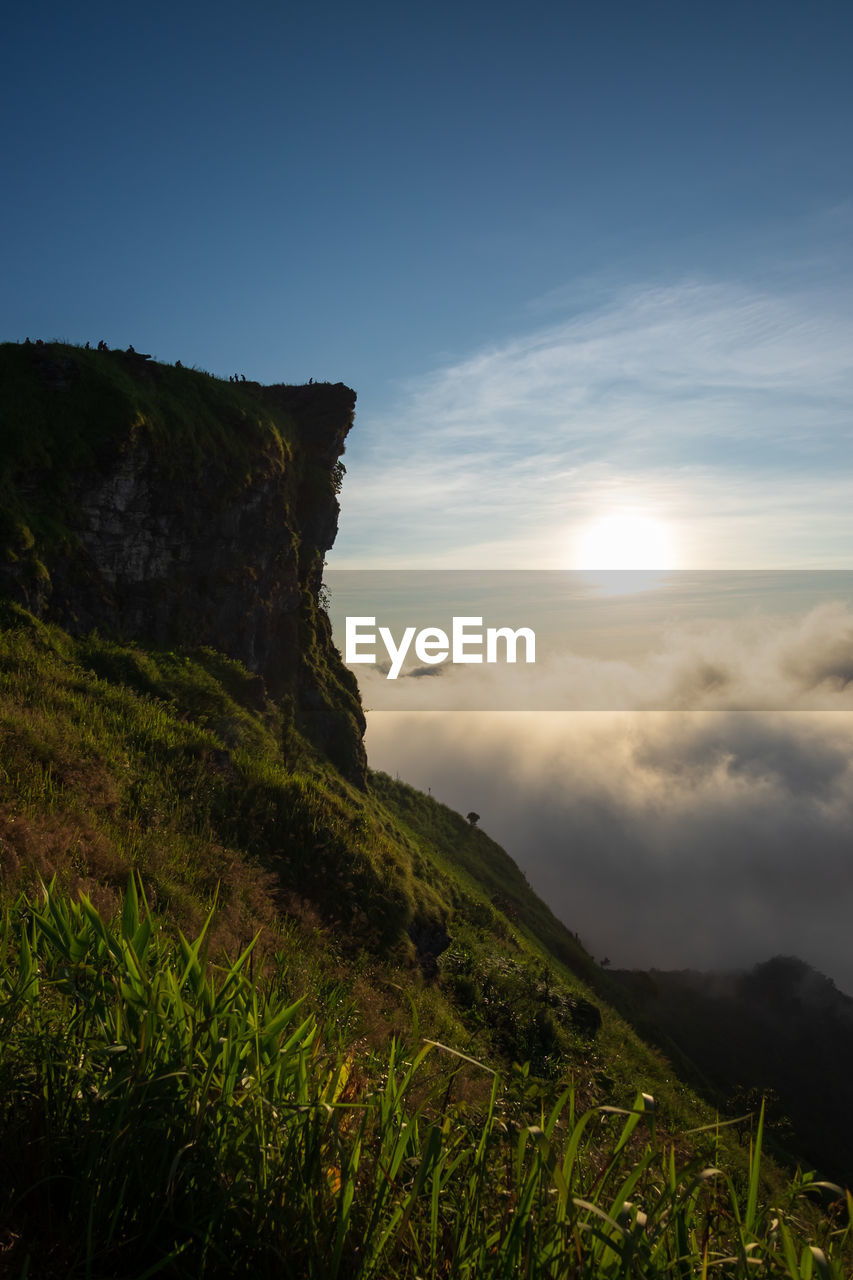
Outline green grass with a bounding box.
[0,340,290,485]
[372,771,605,986]
[0,607,850,1274]
[0,880,849,1278]
[0,603,443,957]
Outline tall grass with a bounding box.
[1,881,849,1278]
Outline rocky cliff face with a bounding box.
[0,342,366,783]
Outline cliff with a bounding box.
[0,347,848,1278]
[0,341,366,782]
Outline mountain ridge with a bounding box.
[610,956,853,1185]
[0,339,848,1276]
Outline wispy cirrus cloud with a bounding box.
[337,271,853,991]
[336,278,853,567]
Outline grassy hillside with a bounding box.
[0,340,849,1274]
[0,601,673,1093]
[1,605,850,1276]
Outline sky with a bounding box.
[2,1,851,567]
[3,2,852,987]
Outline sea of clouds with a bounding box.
[362,601,853,993]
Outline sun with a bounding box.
[575,513,675,572]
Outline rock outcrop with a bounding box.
[0,342,366,782]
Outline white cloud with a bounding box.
[342,594,853,712]
[335,278,853,567]
[338,263,853,994]
[365,707,853,994]
[356,594,853,991]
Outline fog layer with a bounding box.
[366,709,853,995]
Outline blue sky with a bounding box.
[4,1,853,987]
[3,0,852,567]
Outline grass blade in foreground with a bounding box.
[0,881,849,1278]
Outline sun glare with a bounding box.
[575,513,675,572]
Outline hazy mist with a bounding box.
[366,707,853,995]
